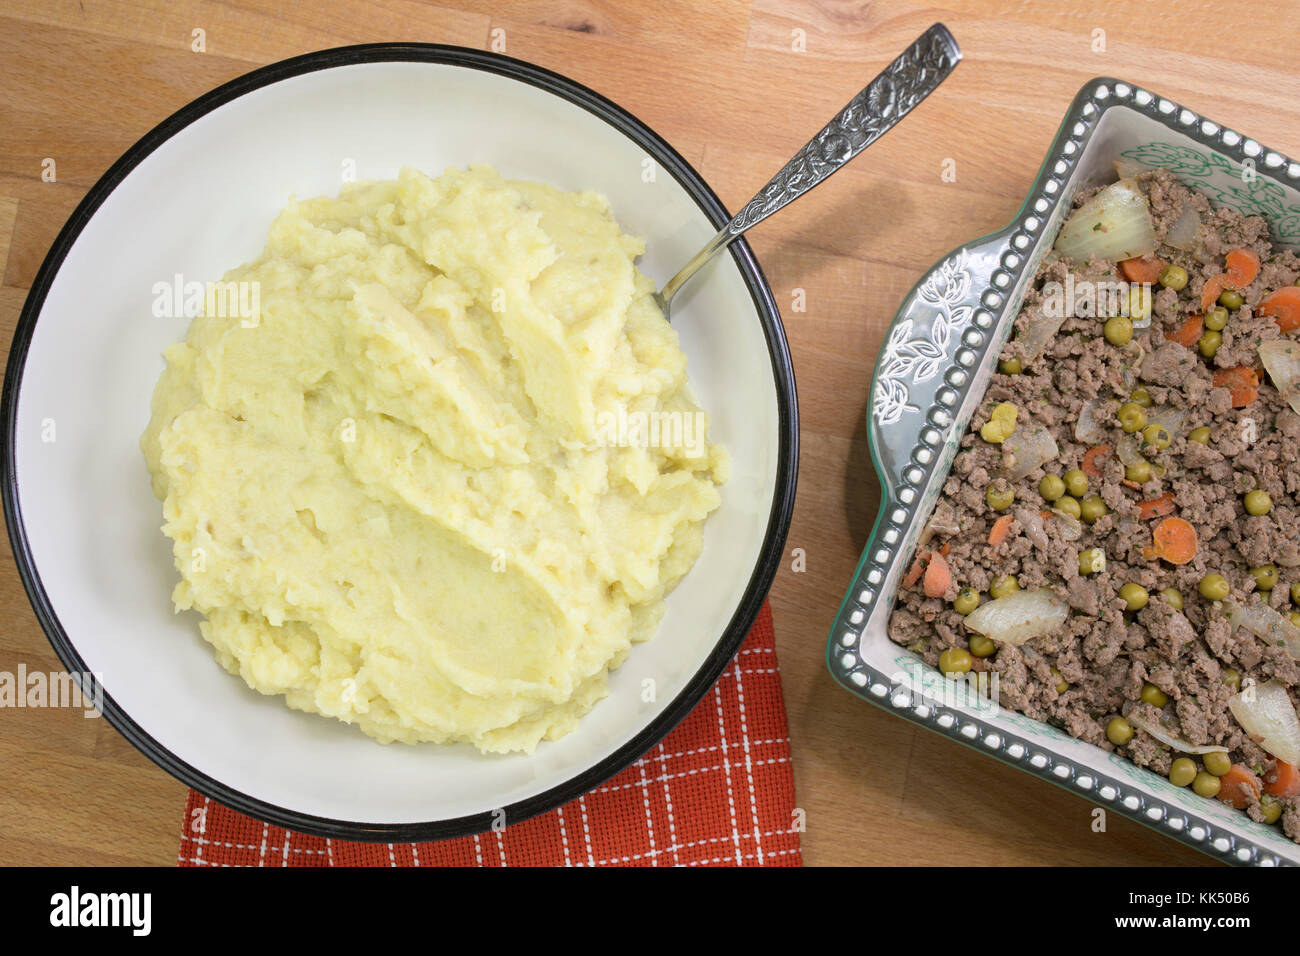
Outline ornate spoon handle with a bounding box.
[656,22,962,314]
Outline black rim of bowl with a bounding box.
[0,43,800,843]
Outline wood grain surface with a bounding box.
[4,0,1298,867]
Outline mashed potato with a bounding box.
[141,165,727,753]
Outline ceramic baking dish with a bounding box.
[826,76,1300,866]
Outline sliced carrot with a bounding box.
[1081,444,1113,477]
[1136,492,1176,520]
[1167,313,1203,347]
[1119,254,1165,285]
[1199,248,1260,312]
[1201,274,1229,312]
[1150,516,1198,565]
[1225,248,1261,288]
[939,541,951,557]
[902,551,930,589]
[1263,760,1300,798]
[1216,764,1263,810]
[1259,286,1300,333]
[988,514,1015,547]
[923,550,952,599]
[1211,366,1260,408]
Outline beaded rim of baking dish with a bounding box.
[827,76,1300,867]
[1,44,801,843]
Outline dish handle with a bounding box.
[861,225,1029,612]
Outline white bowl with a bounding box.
[2,45,798,840]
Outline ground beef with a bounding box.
[1141,341,1199,386]
[888,169,1300,840]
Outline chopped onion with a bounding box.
[1118,341,1146,390]
[1123,704,1229,755]
[1015,506,1049,551]
[1001,425,1059,481]
[1016,304,1068,367]
[1114,157,1146,180]
[963,588,1070,646]
[1229,679,1300,766]
[1259,339,1300,415]
[1049,509,1083,541]
[1116,433,1145,467]
[1146,406,1185,436]
[1164,203,1202,252]
[1228,601,1300,659]
[919,504,961,547]
[1054,178,1157,263]
[1074,399,1110,443]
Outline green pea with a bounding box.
[1063,468,1089,498]
[1130,386,1153,408]
[1292,582,1300,605]
[1125,460,1153,484]
[999,357,1023,375]
[1169,757,1197,787]
[1193,771,1222,798]
[1104,315,1133,346]
[952,587,980,616]
[985,484,1015,511]
[1039,474,1066,502]
[1159,588,1184,611]
[1245,489,1272,515]
[968,634,996,658]
[1107,716,1134,746]
[938,647,972,677]
[1223,668,1241,693]
[1203,751,1232,776]
[1291,612,1300,627]
[1262,795,1283,824]
[1141,424,1171,450]
[1079,548,1106,575]
[1219,288,1244,311]
[1118,402,1147,433]
[1188,426,1212,445]
[1251,565,1279,591]
[1056,496,1082,518]
[1080,494,1109,524]
[1199,573,1230,601]
[1120,583,1149,612]
[1140,682,1169,707]
[989,575,1020,600]
[1199,329,1222,358]
[1204,306,1229,331]
[1158,264,1189,291]
[1050,666,1068,694]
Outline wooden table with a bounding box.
[4,0,1297,866]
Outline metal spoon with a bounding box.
[653,22,962,320]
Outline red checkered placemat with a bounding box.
[178,601,801,866]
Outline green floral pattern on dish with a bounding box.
[1121,142,1300,245]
